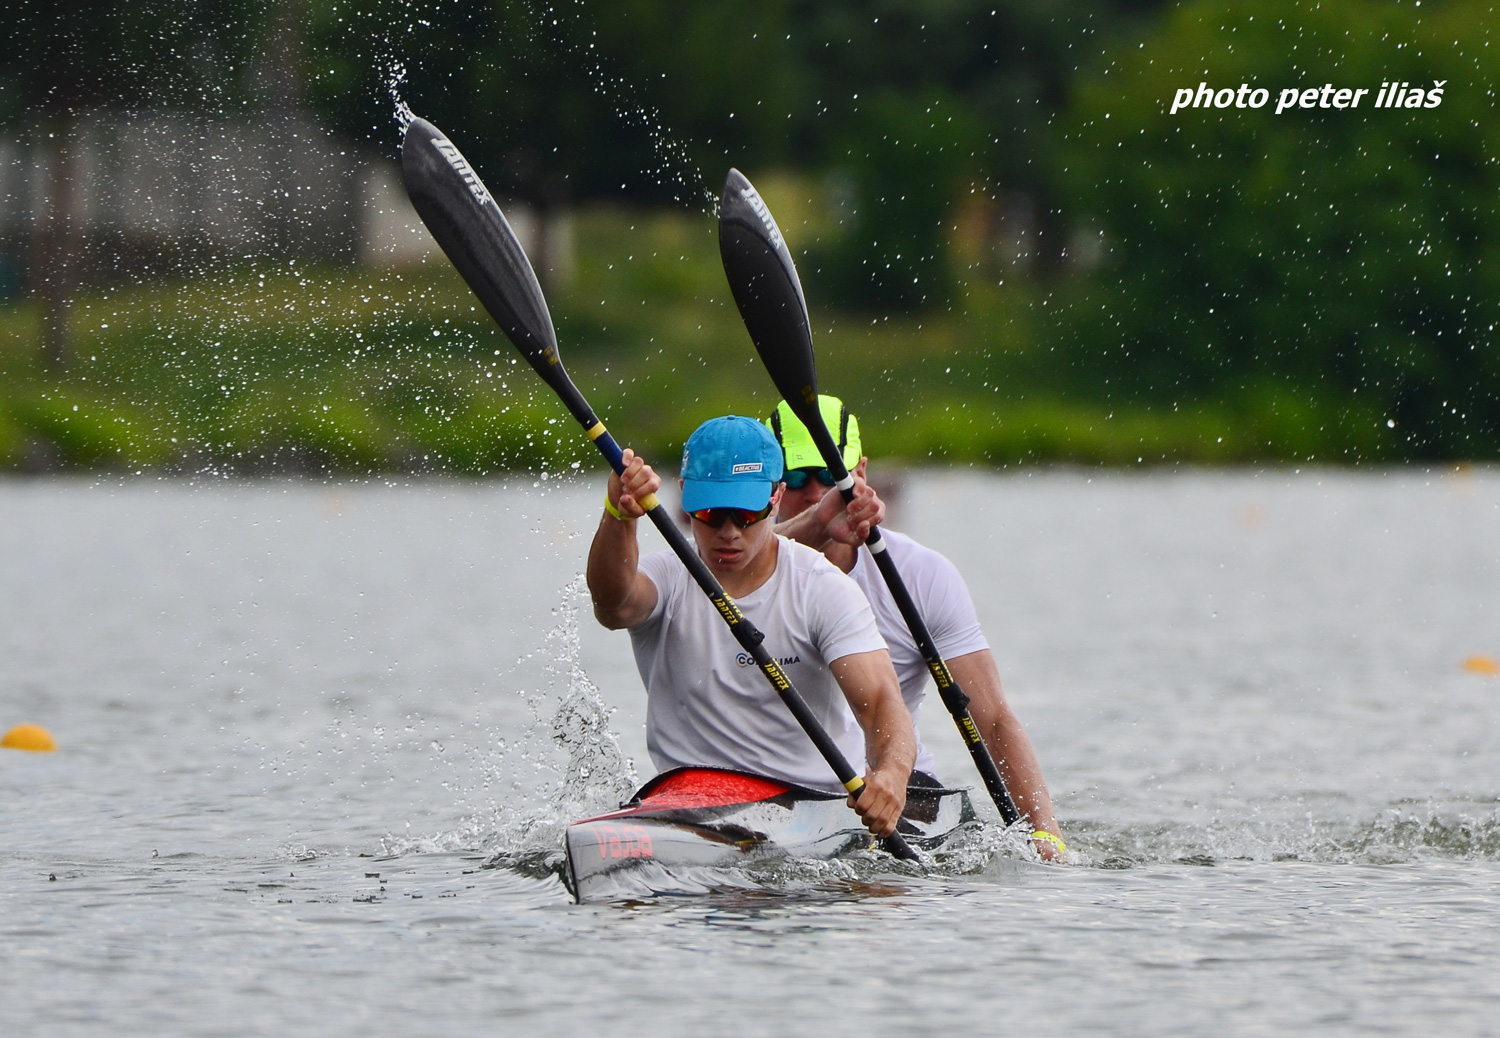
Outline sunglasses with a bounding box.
[782,468,838,490]
[689,503,775,529]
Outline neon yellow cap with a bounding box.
[766,396,862,471]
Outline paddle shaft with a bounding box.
[797,422,1023,827]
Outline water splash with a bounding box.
[378,3,713,210]
[532,2,717,212]
[379,574,635,867]
[925,819,1052,874]
[1059,803,1500,869]
[385,61,415,136]
[534,573,640,818]
[522,801,1500,901]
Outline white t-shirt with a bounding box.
[847,529,989,778]
[629,536,888,792]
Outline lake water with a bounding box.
[5,468,1500,1035]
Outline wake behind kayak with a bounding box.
[564,767,974,902]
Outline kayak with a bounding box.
[563,767,974,902]
[564,768,974,901]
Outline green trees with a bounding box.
[308,1,1143,307]
[5,0,1495,462]
[1050,0,1500,456]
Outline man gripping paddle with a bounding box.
[767,396,1065,859]
[587,415,916,839]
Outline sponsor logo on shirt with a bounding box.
[735,652,801,667]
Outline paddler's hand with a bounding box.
[815,463,884,546]
[1030,828,1068,862]
[848,765,907,839]
[607,449,660,520]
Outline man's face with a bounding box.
[689,486,783,575]
[777,458,868,521]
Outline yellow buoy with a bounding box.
[2,724,57,752]
[1463,655,1500,676]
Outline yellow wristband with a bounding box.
[603,492,633,521]
[1030,830,1066,854]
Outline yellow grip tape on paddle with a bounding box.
[604,491,659,517]
[589,420,659,511]
[844,777,865,794]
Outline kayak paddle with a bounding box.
[400,116,919,861]
[717,168,1024,827]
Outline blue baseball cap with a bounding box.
[680,416,785,512]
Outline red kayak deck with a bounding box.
[578,769,795,821]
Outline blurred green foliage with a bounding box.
[2,0,262,114]
[0,262,590,474]
[0,200,1415,473]
[1048,0,1500,457]
[309,0,1152,302]
[1,0,1494,467]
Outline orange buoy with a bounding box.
[1463,655,1500,676]
[2,724,57,752]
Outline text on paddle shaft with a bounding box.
[592,824,654,860]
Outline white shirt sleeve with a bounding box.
[806,559,889,664]
[915,546,989,661]
[631,550,680,629]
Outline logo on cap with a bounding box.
[731,463,763,474]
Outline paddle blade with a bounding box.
[719,169,855,474]
[718,169,820,411]
[401,117,563,385]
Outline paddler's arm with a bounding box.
[949,648,1065,860]
[775,458,884,558]
[586,448,661,630]
[829,648,915,838]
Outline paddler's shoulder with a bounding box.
[851,528,963,586]
[637,548,683,583]
[774,534,850,577]
[850,527,924,570]
[773,536,872,609]
[873,527,920,555]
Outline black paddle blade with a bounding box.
[401,117,566,390]
[718,169,820,411]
